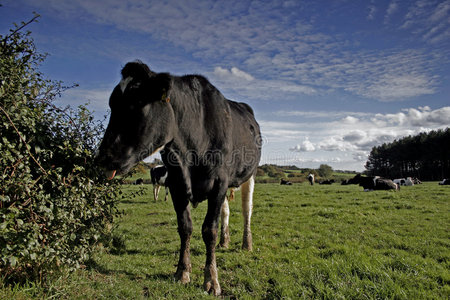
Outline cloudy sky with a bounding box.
[1,0,449,171]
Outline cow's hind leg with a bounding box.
[173,198,192,284]
[241,176,254,251]
[202,187,226,296]
[153,185,161,201]
[219,196,230,248]
[164,186,169,201]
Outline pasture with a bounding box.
[3,182,449,299]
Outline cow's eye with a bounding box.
[129,82,141,89]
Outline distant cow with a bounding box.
[280,178,292,185]
[134,178,144,185]
[320,179,335,185]
[150,165,169,201]
[307,173,315,185]
[439,179,450,185]
[394,177,414,186]
[349,174,398,191]
[393,178,406,186]
[344,174,361,185]
[412,177,422,184]
[95,61,261,295]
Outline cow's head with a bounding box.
[96,61,175,179]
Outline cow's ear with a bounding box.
[122,61,156,80]
[148,73,171,102]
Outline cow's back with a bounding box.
[227,100,261,187]
[166,75,261,192]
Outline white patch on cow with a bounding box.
[373,176,380,187]
[151,145,165,156]
[158,171,168,186]
[119,76,133,93]
[241,176,254,250]
[221,198,230,230]
[219,197,230,247]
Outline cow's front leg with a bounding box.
[173,198,192,284]
[202,191,226,296]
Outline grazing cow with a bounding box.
[280,178,292,185]
[319,179,335,185]
[439,179,450,185]
[307,173,315,185]
[95,61,261,295]
[350,175,398,191]
[134,178,144,185]
[150,165,169,201]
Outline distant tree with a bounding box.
[133,162,149,174]
[260,164,286,178]
[365,128,450,180]
[256,167,266,177]
[317,164,333,178]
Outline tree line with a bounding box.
[365,128,450,180]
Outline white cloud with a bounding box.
[400,0,450,44]
[372,106,450,126]
[289,138,316,152]
[355,73,436,101]
[385,0,399,23]
[21,0,445,102]
[56,87,112,115]
[262,106,449,170]
[367,4,377,20]
[214,67,254,81]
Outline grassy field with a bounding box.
[2,182,449,299]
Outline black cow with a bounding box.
[349,174,398,191]
[346,174,362,184]
[150,165,169,201]
[280,178,292,185]
[319,179,335,185]
[96,61,261,295]
[439,179,450,185]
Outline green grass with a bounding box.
[2,182,449,299]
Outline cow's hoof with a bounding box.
[218,236,230,249]
[204,279,221,296]
[175,270,190,284]
[242,243,252,251]
[242,235,253,251]
[218,241,229,249]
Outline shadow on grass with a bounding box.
[120,200,150,204]
[86,259,173,279]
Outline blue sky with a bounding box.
[1,0,449,171]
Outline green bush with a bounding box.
[0,16,120,282]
